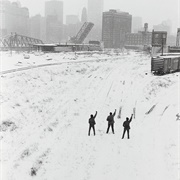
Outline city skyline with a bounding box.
[8,0,180,34]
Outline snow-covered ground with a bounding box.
[0,50,179,180]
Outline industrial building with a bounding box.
[102,9,132,48]
[125,23,152,49]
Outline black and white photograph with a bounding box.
[0,0,180,179]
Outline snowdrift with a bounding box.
[0,50,179,180]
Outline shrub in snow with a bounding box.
[0,121,17,132]
[30,167,37,176]
[76,68,87,74]
[21,149,30,159]
[23,54,30,59]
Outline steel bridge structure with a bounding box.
[0,33,43,50]
[70,22,94,44]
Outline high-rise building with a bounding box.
[66,15,79,25]
[132,16,142,33]
[87,0,104,41]
[45,0,63,24]
[102,9,132,48]
[45,0,63,42]
[0,0,29,36]
[29,15,46,42]
[46,15,62,43]
[63,23,82,42]
[30,15,41,39]
[63,15,81,42]
[81,7,87,23]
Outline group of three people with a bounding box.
[88,109,133,139]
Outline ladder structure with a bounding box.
[70,22,94,44]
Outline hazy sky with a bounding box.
[10,0,180,34]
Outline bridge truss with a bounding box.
[0,33,43,50]
[70,22,94,44]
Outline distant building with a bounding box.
[45,0,63,24]
[0,0,29,36]
[63,23,82,42]
[125,23,152,49]
[167,35,176,46]
[30,15,41,39]
[87,0,104,41]
[45,0,63,42]
[66,15,79,25]
[81,7,87,23]
[102,9,132,48]
[46,15,62,43]
[63,15,81,42]
[132,16,142,33]
[153,21,171,36]
[29,15,46,42]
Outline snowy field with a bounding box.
[0,50,179,180]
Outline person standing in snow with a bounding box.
[122,114,133,139]
[106,109,116,134]
[88,111,97,136]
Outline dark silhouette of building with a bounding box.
[81,7,87,23]
[102,9,132,48]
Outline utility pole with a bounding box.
[161,33,164,56]
[176,28,180,46]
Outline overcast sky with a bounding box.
[10,0,180,34]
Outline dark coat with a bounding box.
[123,115,133,129]
[89,111,97,125]
[107,110,116,124]
[89,117,96,125]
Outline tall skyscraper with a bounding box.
[0,0,29,36]
[29,15,46,42]
[87,0,104,41]
[45,0,63,24]
[81,7,87,23]
[102,9,132,48]
[45,0,63,42]
[30,15,41,39]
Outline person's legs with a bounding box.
[88,125,92,136]
[122,128,126,139]
[111,124,114,134]
[127,129,130,139]
[106,124,110,133]
[92,126,95,136]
